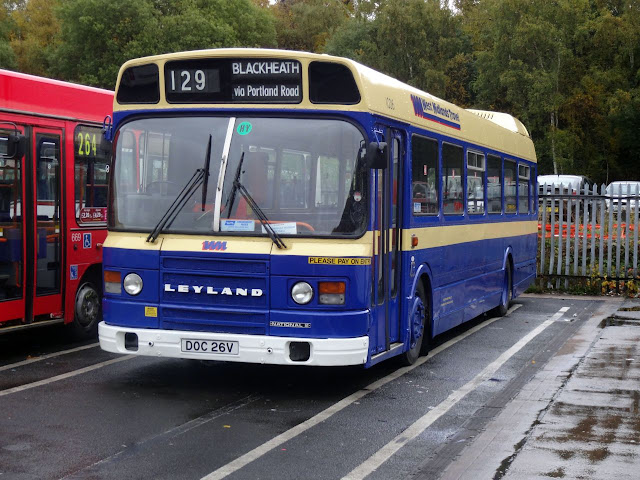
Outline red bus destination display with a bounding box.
[164,58,302,103]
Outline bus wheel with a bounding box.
[494,263,512,317]
[399,284,428,366]
[72,282,102,338]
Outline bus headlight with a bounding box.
[291,281,313,305]
[123,273,143,296]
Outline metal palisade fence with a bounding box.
[538,183,640,291]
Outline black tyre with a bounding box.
[399,283,429,366]
[493,263,512,317]
[69,281,102,339]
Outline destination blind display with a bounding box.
[164,58,302,103]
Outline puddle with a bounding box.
[602,415,623,430]
[557,450,574,460]
[567,416,597,442]
[598,317,640,327]
[586,447,610,463]
[544,467,565,478]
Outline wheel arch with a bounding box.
[409,262,433,340]
[67,262,103,339]
[80,263,103,294]
[502,247,514,293]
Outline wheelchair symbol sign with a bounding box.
[83,233,92,249]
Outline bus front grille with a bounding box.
[159,255,269,333]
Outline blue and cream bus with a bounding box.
[99,49,537,367]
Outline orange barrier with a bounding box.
[538,223,636,240]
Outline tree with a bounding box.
[273,0,351,53]
[9,0,60,76]
[0,2,17,69]
[49,0,277,89]
[327,0,471,103]
[468,0,594,176]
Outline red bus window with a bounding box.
[75,125,110,225]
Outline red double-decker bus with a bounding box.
[0,70,113,337]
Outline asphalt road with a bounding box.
[0,296,606,480]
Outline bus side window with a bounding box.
[411,135,438,215]
[467,151,485,215]
[504,160,517,213]
[280,149,308,209]
[442,143,464,215]
[487,154,502,214]
[316,156,340,208]
[530,165,537,214]
[147,132,169,186]
[518,163,531,214]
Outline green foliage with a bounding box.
[0,40,16,70]
[9,0,60,76]
[0,3,17,69]
[273,0,351,53]
[326,0,471,102]
[467,0,640,183]
[48,0,277,88]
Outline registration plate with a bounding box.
[181,339,239,355]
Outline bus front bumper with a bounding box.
[98,322,369,366]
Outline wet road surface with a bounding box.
[0,296,619,480]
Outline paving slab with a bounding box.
[438,298,634,480]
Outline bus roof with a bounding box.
[114,48,536,163]
[0,69,113,123]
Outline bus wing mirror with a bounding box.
[99,135,112,157]
[1,133,26,159]
[365,141,389,169]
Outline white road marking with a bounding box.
[0,356,133,397]
[342,307,563,480]
[553,306,570,321]
[0,343,100,373]
[201,304,523,480]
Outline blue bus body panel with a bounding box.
[103,246,372,338]
[400,232,537,338]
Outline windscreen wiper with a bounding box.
[225,152,245,218]
[234,179,286,249]
[146,168,205,243]
[146,137,213,243]
[200,135,212,211]
[222,151,285,249]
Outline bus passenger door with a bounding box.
[373,128,403,354]
[0,125,26,324]
[30,128,63,319]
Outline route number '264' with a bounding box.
[77,132,97,156]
